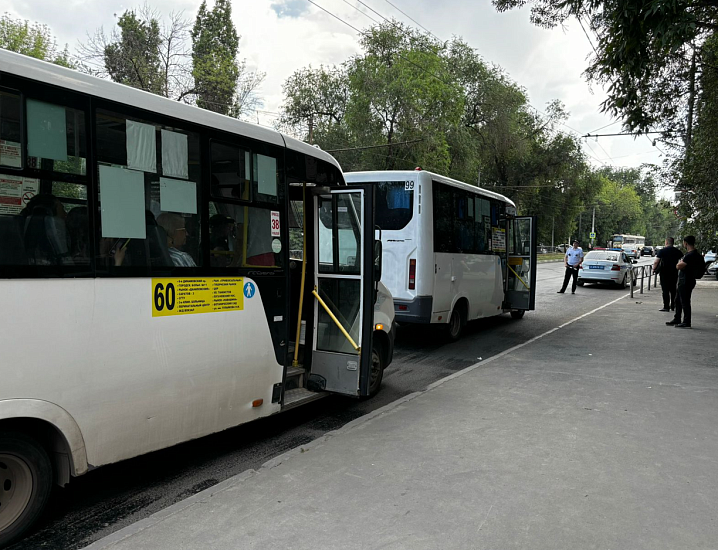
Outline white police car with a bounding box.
[577,249,637,288]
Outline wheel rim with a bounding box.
[0,453,34,532]
[369,349,381,389]
[449,309,461,337]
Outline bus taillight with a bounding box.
[409,259,416,290]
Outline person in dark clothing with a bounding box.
[653,237,683,312]
[666,235,703,328]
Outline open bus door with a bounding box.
[504,216,537,312]
[309,185,377,397]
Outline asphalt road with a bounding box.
[8,256,656,550]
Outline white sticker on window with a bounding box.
[126,120,157,173]
[0,140,22,168]
[99,165,147,239]
[257,154,277,196]
[271,210,280,237]
[161,129,188,179]
[338,206,348,212]
[0,175,39,214]
[27,100,68,162]
[271,238,282,253]
[160,177,197,214]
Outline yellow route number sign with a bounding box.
[152,278,244,317]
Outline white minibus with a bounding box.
[0,49,394,546]
[345,170,537,340]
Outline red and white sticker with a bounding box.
[270,210,280,237]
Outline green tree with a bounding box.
[192,0,238,115]
[78,3,263,114]
[0,13,74,67]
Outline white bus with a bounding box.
[345,170,537,340]
[0,50,395,546]
[611,234,645,248]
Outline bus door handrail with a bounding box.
[312,287,360,352]
[508,264,530,290]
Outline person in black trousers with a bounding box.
[557,241,584,294]
[653,237,683,312]
[667,235,703,328]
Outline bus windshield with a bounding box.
[374,181,414,230]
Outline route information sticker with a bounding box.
[152,277,244,317]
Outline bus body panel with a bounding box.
[0,278,282,469]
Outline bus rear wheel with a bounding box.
[510,310,525,319]
[0,433,53,547]
[446,305,466,342]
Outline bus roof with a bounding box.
[0,49,342,172]
[344,170,515,206]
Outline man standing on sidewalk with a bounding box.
[557,241,583,294]
[667,235,702,328]
[654,237,683,312]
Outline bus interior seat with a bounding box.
[0,214,28,265]
[121,211,173,268]
[23,205,69,265]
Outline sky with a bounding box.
[5,0,667,174]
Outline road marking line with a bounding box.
[425,292,629,391]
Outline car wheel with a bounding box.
[618,274,627,289]
[576,280,585,286]
[445,305,465,342]
[0,433,53,547]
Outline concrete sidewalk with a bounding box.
[86,282,718,550]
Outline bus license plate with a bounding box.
[589,265,604,269]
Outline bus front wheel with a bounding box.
[0,433,53,547]
[510,310,525,319]
[367,343,384,398]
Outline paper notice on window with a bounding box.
[99,165,147,239]
[160,177,196,214]
[161,129,188,179]
[126,120,157,173]
[26,100,68,162]
[257,154,277,196]
[492,227,506,252]
[0,175,39,214]
[0,140,22,168]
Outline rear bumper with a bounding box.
[394,296,433,324]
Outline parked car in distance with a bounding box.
[555,243,571,253]
[577,249,637,288]
[654,245,664,253]
[704,250,716,264]
[641,245,655,257]
[707,260,718,280]
[621,243,640,259]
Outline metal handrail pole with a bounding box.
[630,268,634,298]
[647,266,651,291]
[640,266,644,294]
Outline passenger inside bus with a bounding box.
[157,213,197,267]
[209,213,243,268]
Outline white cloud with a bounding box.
[4,0,665,169]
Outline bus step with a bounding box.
[286,366,305,378]
[283,387,326,410]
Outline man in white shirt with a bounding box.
[557,241,584,294]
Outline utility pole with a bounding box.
[591,206,596,248]
[308,114,314,145]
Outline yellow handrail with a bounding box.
[312,287,360,352]
[292,183,307,367]
[508,264,530,290]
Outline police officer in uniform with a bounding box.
[557,241,584,294]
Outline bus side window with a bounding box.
[433,182,454,253]
[94,109,201,271]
